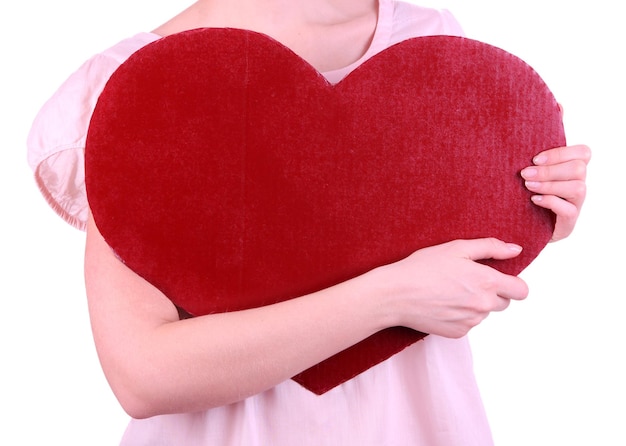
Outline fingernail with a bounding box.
[533,155,548,165]
[521,167,537,179]
[507,243,523,252]
[531,195,543,203]
[525,181,540,190]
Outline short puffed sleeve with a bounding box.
[26,33,160,230]
[389,4,465,42]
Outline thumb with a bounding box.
[459,238,523,262]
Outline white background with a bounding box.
[1,1,623,444]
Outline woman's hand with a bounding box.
[522,144,591,242]
[376,238,529,338]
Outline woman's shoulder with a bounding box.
[27,33,161,230]
[387,1,465,37]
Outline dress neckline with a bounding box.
[142,0,392,83]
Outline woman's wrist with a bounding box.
[353,263,406,331]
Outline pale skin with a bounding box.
[84,0,591,419]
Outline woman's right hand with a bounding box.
[374,238,529,338]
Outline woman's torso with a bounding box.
[27,2,493,445]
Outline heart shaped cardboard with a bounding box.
[85,28,564,394]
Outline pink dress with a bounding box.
[28,1,493,444]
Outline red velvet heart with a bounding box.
[85,28,564,394]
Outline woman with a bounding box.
[27,0,590,444]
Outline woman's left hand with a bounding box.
[521,144,591,242]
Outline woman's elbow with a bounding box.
[107,372,170,419]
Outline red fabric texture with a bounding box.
[85,28,564,394]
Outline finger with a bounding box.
[494,271,529,301]
[521,159,587,182]
[530,194,578,241]
[531,193,579,217]
[453,238,523,262]
[532,144,591,167]
[491,297,512,312]
[525,179,587,208]
[474,264,529,301]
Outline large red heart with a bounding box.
[85,28,564,394]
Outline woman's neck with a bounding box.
[152,0,379,72]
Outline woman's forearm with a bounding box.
[85,213,391,418]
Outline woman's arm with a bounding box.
[85,213,389,417]
[85,213,527,419]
